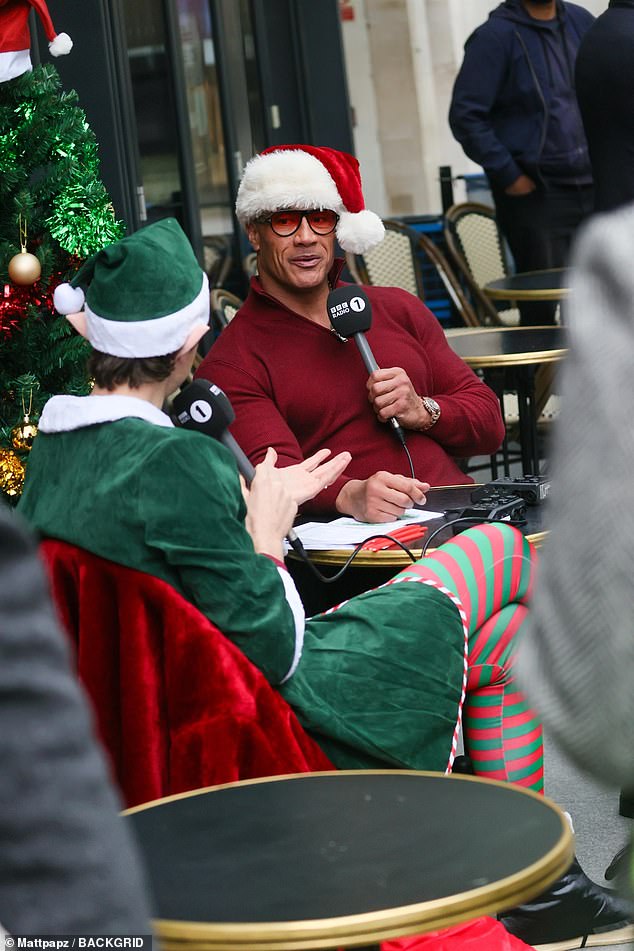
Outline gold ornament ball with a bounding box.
[8,251,42,286]
[0,449,26,497]
[11,420,38,452]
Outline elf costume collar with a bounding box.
[38,394,174,433]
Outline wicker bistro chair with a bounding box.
[195,287,244,362]
[210,287,243,332]
[443,202,520,327]
[444,203,559,448]
[203,235,233,289]
[346,218,481,328]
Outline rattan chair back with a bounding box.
[346,219,480,327]
[444,202,520,326]
[210,287,243,331]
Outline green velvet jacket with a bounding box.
[19,394,465,772]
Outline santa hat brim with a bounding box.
[236,149,384,254]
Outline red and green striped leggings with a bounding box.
[394,522,543,793]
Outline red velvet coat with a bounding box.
[40,539,332,809]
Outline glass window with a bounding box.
[123,0,184,226]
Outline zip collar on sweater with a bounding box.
[247,256,347,325]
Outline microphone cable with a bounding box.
[402,438,416,480]
[295,532,418,584]
[297,514,528,584]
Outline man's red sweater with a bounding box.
[197,271,504,514]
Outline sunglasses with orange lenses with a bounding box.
[260,209,339,237]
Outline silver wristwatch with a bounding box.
[420,396,441,429]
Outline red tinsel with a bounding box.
[0,272,66,341]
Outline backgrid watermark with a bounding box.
[3,937,152,950]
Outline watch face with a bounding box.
[427,398,440,413]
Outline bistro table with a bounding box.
[287,484,547,615]
[125,770,573,951]
[448,326,566,476]
[484,267,569,304]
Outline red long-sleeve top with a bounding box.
[197,268,504,514]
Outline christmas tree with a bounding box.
[0,60,124,502]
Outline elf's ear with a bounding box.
[66,311,88,338]
[178,323,209,356]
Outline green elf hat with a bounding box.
[53,218,210,358]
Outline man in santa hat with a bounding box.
[0,0,72,84]
[196,144,506,523]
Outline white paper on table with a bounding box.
[292,508,444,551]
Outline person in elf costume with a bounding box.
[17,218,632,949]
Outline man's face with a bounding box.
[246,209,337,298]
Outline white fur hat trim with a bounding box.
[236,150,341,224]
[82,273,209,358]
[235,149,384,254]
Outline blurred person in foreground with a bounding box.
[573,0,634,879]
[518,203,634,924]
[0,506,152,935]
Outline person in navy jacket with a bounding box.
[449,0,594,325]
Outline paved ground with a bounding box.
[542,731,631,951]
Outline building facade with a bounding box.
[35,0,606,291]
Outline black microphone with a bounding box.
[172,379,310,563]
[326,285,406,446]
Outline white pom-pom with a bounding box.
[336,210,385,254]
[49,33,73,57]
[54,283,85,315]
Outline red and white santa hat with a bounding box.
[0,0,72,84]
[235,144,385,254]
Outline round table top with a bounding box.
[484,268,569,302]
[125,770,573,950]
[448,325,566,369]
[297,485,547,569]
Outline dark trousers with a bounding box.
[491,181,594,326]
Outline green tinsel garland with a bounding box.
[0,64,125,503]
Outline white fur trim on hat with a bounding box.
[83,273,210,358]
[236,150,341,224]
[235,148,385,254]
[0,50,31,83]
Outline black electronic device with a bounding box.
[471,475,550,506]
[455,493,527,526]
[326,285,406,447]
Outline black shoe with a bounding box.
[451,754,475,775]
[605,844,631,883]
[498,855,634,950]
